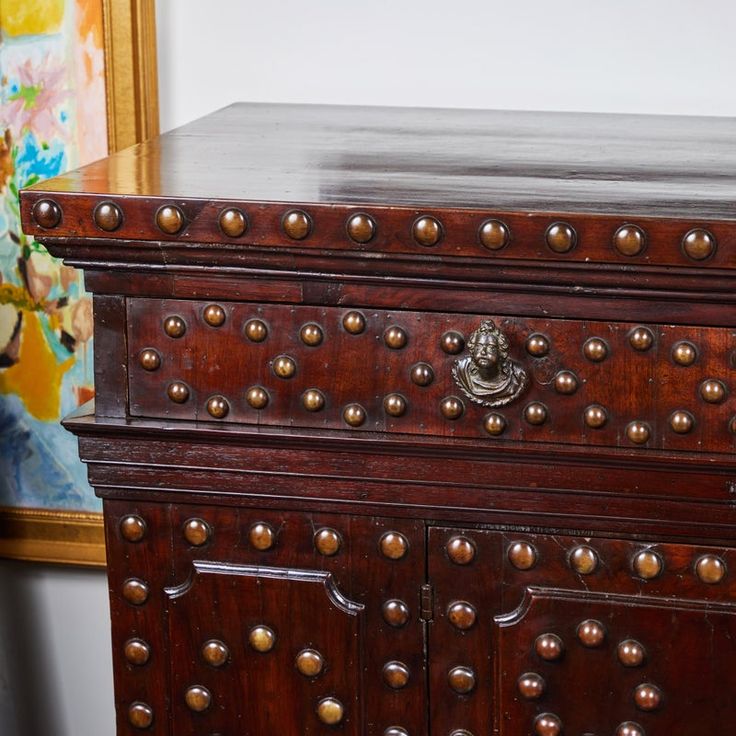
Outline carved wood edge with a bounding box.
[0,507,106,567]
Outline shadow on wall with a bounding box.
[0,560,115,736]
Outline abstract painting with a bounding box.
[0,0,108,511]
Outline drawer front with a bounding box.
[127,298,736,454]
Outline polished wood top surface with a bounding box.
[26,103,736,218]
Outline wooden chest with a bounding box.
[21,104,736,736]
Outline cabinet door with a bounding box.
[429,526,736,736]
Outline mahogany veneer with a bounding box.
[20,103,736,736]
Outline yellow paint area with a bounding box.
[0,310,73,421]
[0,0,65,37]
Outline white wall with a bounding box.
[0,561,114,736]
[156,0,736,132]
[5,2,735,735]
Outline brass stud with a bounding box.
[249,522,276,551]
[730,415,736,435]
[295,648,324,677]
[383,661,410,689]
[554,370,578,395]
[570,545,598,575]
[672,341,697,366]
[343,403,367,427]
[584,337,608,362]
[316,697,344,725]
[670,410,694,434]
[282,209,312,240]
[410,362,434,386]
[246,386,269,410]
[124,638,151,666]
[412,215,442,246]
[634,683,662,712]
[615,722,646,736]
[384,393,407,417]
[139,348,161,371]
[120,515,147,542]
[206,395,229,419]
[524,402,548,426]
[545,222,576,253]
[626,421,651,445]
[314,527,342,556]
[122,578,149,606]
[184,685,211,713]
[218,207,247,238]
[346,213,376,243]
[629,327,654,351]
[447,601,477,630]
[244,318,268,342]
[618,639,646,667]
[249,625,276,653]
[584,404,608,429]
[448,731,475,736]
[273,355,296,379]
[700,379,726,404]
[479,219,510,250]
[380,531,409,560]
[385,729,410,736]
[155,204,184,234]
[163,315,186,338]
[446,536,476,565]
[384,325,408,349]
[93,201,123,231]
[613,224,646,256]
[32,199,62,228]
[695,554,726,584]
[440,396,464,420]
[300,323,324,346]
[484,413,506,436]
[508,541,537,570]
[517,672,545,700]
[302,389,326,412]
[440,331,465,355]
[535,633,563,661]
[447,665,476,694]
[183,518,211,546]
[202,639,230,668]
[167,381,189,404]
[128,702,154,729]
[382,599,410,627]
[682,228,716,261]
[342,310,366,334]
[526,333,550,357]
[633,549,663,580]
[577,619,606,647]
[203,304,226,327]
[534,713,562,736]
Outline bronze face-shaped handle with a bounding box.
[452,320,528,407]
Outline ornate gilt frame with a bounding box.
[0,0,159,567]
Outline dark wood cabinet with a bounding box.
[20,103,736,735]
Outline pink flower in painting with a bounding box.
[2,55,70,143]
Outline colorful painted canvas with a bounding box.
[0,0,108,511]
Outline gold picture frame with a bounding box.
[0,0,159,568]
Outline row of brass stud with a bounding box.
[121,513,411,560]
[33,198,717,263]
[160,376,735,438]
[159,313,720,373]
[444,536,729,585]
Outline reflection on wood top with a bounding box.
[28,102,736,218]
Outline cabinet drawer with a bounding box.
[127,298,736,454]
